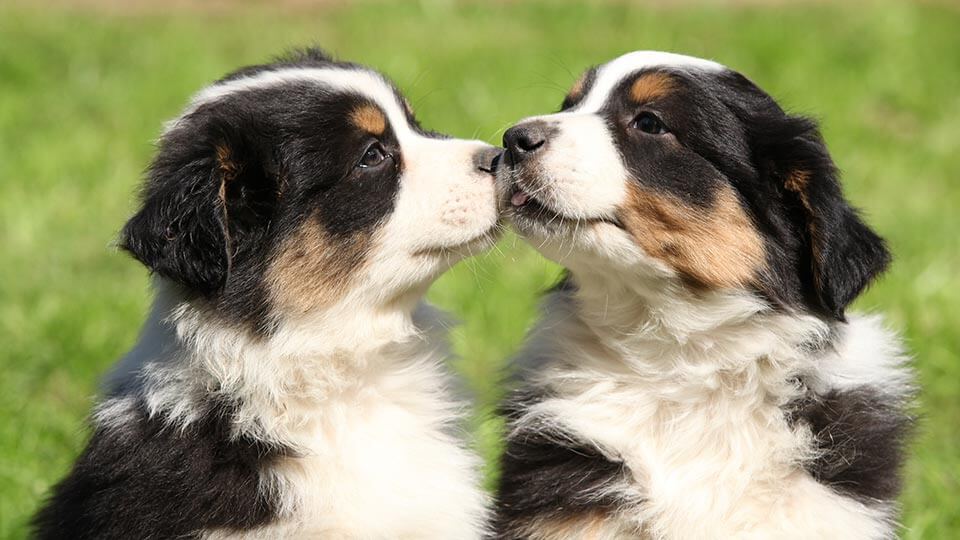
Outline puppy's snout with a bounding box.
[474,146,503,176]
[504,121,550,164]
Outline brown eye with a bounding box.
[631,112,668,135]
[358,142,388,168]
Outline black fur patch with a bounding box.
[588,66,889,318]
[32,399,286,539]
[493,393,633,539]
[787,385,914,503]
[120,49,414,333]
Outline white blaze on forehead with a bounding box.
[163,67,416,142]
[574,50,725,113]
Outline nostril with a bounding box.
[503,122,550,162]
[515,132,545,152]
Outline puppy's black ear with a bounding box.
[718,72,890,319]
[120,116,278,296]
[754,114,890,319]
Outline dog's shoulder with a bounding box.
[493,389,643,539]
[31,396,285,540]
[789,313,916,504]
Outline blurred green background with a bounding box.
[1,0,957,537]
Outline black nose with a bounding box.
[474,146,503,175]
[503,121,549,164]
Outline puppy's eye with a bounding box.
[358,143,388,168]
[631,112,668,135]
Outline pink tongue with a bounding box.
[511,191,529,207]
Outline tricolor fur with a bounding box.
[494,51,913,539]
[33,49,500,539]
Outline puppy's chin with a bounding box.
[357,226,499,306]
[411,225,502,263]
[536,223,648,272]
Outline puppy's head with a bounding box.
[122,49,500,331]
[498,51,888,319]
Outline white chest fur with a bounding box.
[252,371,488,539]
[518,298,902,540]
[111,293,488,539]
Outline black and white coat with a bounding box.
[33,49,500,539]
[494,51,914,539]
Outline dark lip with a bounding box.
[504,177,625,231]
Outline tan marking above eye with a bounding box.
[619,184,766,290]
[630,72,677,103]
[350,104,387,136]
[266,215,371,315]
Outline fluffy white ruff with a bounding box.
[99,281,489,539]
[514,275,910,539]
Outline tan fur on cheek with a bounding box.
[266,217,371,315]
[350,104,387,136]
[620,184,766,289]
[630,73,676,103]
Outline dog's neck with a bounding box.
[106,280,454,448]
[545,272,830,384]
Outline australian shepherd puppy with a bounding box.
[33,49,500,539]
[493,51,913,539]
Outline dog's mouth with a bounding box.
[503,175,624,232]
[507,184,565,223]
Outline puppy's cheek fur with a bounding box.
[618,183,766,290]
[531,115,627,219]
[266,216,373,316]
[391,139,499,255]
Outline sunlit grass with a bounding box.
[1,2,957,537]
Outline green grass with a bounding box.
[1,1,958,537]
